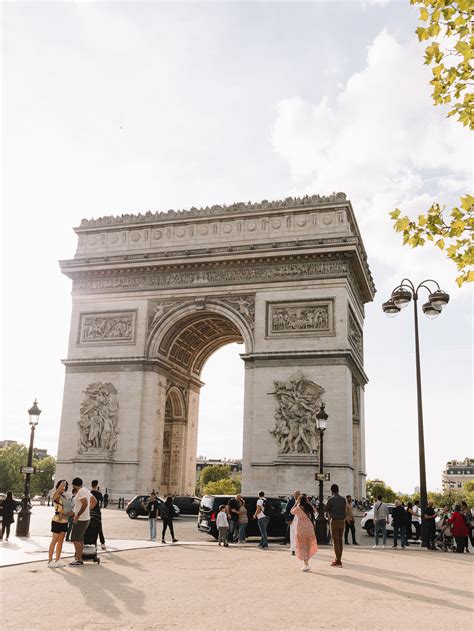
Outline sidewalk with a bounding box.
[2,542,473,630]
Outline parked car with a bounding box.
[198,495,288,539]
[126,495,181,519]
[172,496,201,515]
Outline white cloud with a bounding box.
[271,28,472,295]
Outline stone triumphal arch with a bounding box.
[56,193,375,498]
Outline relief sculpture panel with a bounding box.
[78,383,119,454]
[266,299,334,337]
[269,372,325,454]
[78,310,137,345]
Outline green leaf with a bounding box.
[436,238,445,249]
[395,217,411,232]
[418,214,427,226]
[419,7,429,21]
[389,209,401,219]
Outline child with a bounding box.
[216,504,229,547]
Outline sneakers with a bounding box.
[69,560,84,567]
[161,540,166,544]
[372,545,378,548]
[330,560,342,567]
[172,539,179,543]
[47,561,57,568]
[392,545,398,548]
[55,560,66,567]
[101,544,106,550]
[382,545,386,549]
[353,542,359,545]
[291,551,295,556]
[301,565,310,572]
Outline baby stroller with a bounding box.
[433,520,457,552]
[82,514,101,563]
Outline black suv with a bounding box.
[126,495,181,519]
[198,495,288,539]
[171,496,201,515]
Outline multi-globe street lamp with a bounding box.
[382,279,449,547]
[16,399,42,537]
[315,402,329,544]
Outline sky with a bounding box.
[1,0,472,494]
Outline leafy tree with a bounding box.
[366,479,397,502]
[203,477,239,495]
[197,464,231,494]
[462,480,474,505]
[31,456,56,495]
[390,1,473,286]
[0,444,28,494]
[0,444,56,496]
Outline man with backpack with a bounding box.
[254,490,270,549]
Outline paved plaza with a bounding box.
[1,506,473,630]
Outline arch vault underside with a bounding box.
[56,193,375,498]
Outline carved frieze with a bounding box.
[266,299,334,338]
[78,192,347,228]
[78,383,119,454]
[75,260,349,294]
[348,307,363,359]
[78,311,137,345]
[269,371,325,454]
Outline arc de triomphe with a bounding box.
[55,193,375,499]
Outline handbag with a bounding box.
[61,495,73,515]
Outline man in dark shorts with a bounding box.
[227,494,242,543]
[69,477,96,567]
[91,480,106,550]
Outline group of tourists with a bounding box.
[47,477,106,568]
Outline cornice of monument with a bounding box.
[76,192,348,230]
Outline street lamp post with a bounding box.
[315,402,329,544]
[382,279,449,548]
[16,399,42,537]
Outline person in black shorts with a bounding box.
[48,480,71,568]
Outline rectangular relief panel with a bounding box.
[78,310,137,346]
[348,306,363,361]
[266,299,334,338]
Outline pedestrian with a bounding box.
[226,493,241,543]
[47,480,71,567]
[253,490,269,549]
[404,502,414,545]
[461,501,473,549]
[161,495,178,543]
[285,490,301,556]
[326,483,347,567]
[290,493,317,572]
[90,480,106,549]
[391,500,406,549]
[424,500,437,550]
[103,491,109,509]
[216,504,229,546]
[344,494,358,545]
[69,477,96,567]
[0,491,16,542]
[373,495,389,548]
[448,504,469,553]
[412,500,421,540]
[237,498,248,542]
[142,492,159,541]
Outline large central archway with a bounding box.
[147,302,251,495]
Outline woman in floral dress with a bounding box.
[290,493,318,571]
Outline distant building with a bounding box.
[33,448,48,460]
[196,458,242,482]
[0,440,18,449]
[442,458,474,492]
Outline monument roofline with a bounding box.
[75,192,348,230]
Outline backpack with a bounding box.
[262,499,276,518]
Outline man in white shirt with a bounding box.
[69,477,96,567]
[253,490,269,549]
[412,500,421,541]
